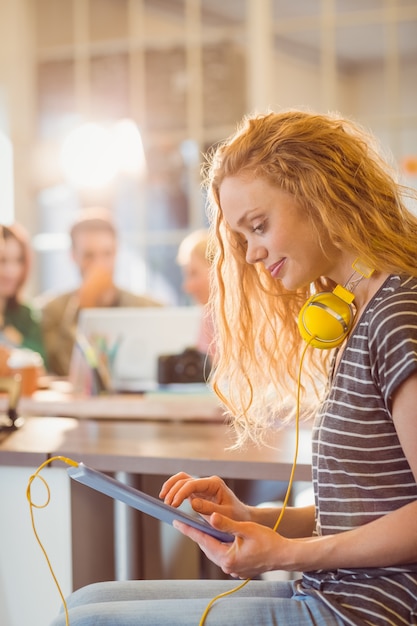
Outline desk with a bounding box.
[1,413,312,481]
[0,387,225,421]
[0,394,312,626]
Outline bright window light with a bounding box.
[60,119,146,189]
[112,119,146,178]
[60,123,118,188]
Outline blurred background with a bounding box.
[0,0,416,304]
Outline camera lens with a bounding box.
[174,356,199,380]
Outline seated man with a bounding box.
[38,208,161,376]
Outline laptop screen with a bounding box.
[74,306,203,392]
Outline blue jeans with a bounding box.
[50,579,347,625]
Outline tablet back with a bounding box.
[68,463,234,543]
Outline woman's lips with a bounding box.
[267,259,285,278]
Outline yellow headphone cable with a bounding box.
[198,336,313,625]
[26,455,79,626]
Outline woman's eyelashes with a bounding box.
[233,218,266,247]
[251,219,266,235]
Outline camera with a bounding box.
[157,348,211,385]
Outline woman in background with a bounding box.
[177,228,215,358]
[0,223,46,365]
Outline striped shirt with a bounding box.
[298,275,417,626]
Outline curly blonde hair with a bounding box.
[204,110,417,445]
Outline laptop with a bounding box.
[74,306,204,393]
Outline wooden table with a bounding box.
[0,386,313,482]
[0,412,312,481]
[0,385,226,421]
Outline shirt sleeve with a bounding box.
[368,290,417,410]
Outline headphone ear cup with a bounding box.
[298,292,355,349]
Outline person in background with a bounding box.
[177,228,215,358]
[51,110,417,626]
[0,223,46,367]
[38,207,161,376]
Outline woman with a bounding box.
[51,111,417,625]
[177,228,215,357]
[0,223,46,364]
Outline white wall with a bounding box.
[0,466,72,626]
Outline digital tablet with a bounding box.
[67,462,234,543]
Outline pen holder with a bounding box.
[69,333,112,396]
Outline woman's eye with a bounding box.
[251,222,265,234]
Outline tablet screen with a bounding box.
[68,463,234,543]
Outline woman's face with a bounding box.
[0,236,25,299]
[219,175,342,291]
[182,250,211,305]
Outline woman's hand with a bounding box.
[173,512,290,579]
[160,472,251,523]
[160,472,312,578]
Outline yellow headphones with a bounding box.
[298,284,355,349]
[297,260,374,350]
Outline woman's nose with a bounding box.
[246,242,267,265]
